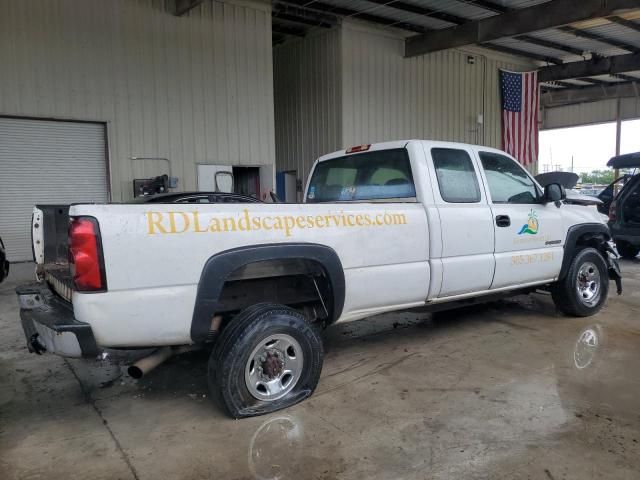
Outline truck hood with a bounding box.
[535,171,579,189]
[565,189,603,206]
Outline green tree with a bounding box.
[580,170,615,184]
[580,169,635,185]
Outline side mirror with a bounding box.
[544,183,566,205]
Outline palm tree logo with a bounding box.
[518,209,539,235]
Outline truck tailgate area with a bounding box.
[16,282,99,357]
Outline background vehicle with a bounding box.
[580,186,605,198]
[597,175,631,215]
[0,237,9,283]
[606,153,640,259]
[18,140,621,418]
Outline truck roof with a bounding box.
[316,139,507,164]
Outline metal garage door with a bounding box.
[0,118,108,262]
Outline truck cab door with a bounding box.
[475,150,564,289]
[425,146,496,297]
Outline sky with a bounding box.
[538,119,640,174]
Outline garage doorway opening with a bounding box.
[233,167,261,199]
[539,119,640,175]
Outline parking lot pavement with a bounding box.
[2,260,640,480]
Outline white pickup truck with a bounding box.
[17,140,622,418]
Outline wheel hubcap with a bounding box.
[576,261,601,307]
[245,334,303,401]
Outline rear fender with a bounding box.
[190,243,345,343]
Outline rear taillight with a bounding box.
[609,200,617,223]
[68,217,107,292]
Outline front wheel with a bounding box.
[551,247,609,317]
[208,303,323,418]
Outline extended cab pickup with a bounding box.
[17,140,622,418]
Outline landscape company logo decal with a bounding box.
[145,208,408,237]
[518,210,539,235]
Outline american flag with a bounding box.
[500,69,539,167]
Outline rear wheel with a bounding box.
[616,242,640,259]
[551,248,609,317]
[208,303,323,418]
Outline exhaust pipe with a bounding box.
[127,345,200,379]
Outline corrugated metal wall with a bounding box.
[273,28,342,184]
[542,97,640,130]
[274,21,535,179]
[341,23,534,150]
[0,0,275,201]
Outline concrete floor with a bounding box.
[1,261,640,480]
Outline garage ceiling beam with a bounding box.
[538,52,640,82]
[515,35,585,57]
[540,80,585,90]
[283,0,426,33]
[613,72,640,81]
[608,15,640,32]
[575,77,611,85]
[468,1,510,14]
[555,81,583,89]
[541,80,640,107]
[405,0,640,58]
[559,25,640,53]
[272,12,333,28]
[174,0,206,16]
[481,43,563,64]
[363,0,465,25]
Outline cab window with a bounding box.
[306,149,415,202]
[479,152,539,204]
[431,148,481,203]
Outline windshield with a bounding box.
[306,149,415,203]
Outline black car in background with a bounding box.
[0,237,9,283]
[604,153,640,259]
[597,175,632,216]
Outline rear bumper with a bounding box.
[16,282,100,358]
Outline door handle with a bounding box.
[496,215,511,227]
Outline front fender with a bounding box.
[560,223,622,295]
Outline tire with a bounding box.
[616,242,640,259]
[208,303,323,418]
[551,247,609,317]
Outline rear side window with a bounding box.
[306,149,416,202]
[479,152,539,204]
[431,148,481,203]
